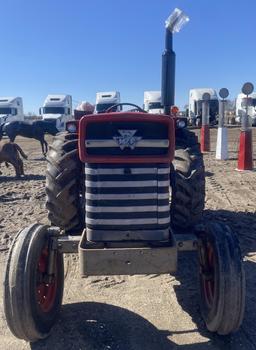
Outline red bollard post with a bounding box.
[237,129,253,170]
[200,93,210,152]
[201,125,210,152]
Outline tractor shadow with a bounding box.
[173,209,256,349]
[30,302,213,350]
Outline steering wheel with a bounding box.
[106,103,146,113]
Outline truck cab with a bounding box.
[40,94,72,131]
[0,97,24,125]
[189,88,219,126]
[95,91,121,113]
[144,91,163,114]
[236,92,256,126]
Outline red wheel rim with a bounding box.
[36,247,58,313]
[202,244,215,308]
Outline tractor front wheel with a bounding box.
[4,224,64,342]
[198,222,245,335]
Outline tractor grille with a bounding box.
[85,121,169,156]
[85,163,170,240]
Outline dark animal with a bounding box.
[0,141,28,177]
[0,121,59,155]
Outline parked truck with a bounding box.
[144,91,163,114]
[95,91,121,113]
[189,88,219,126]
[40,94,72,131]
[236,92,256,126]
[0,97,24,126]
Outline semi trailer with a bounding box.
[144,91,163,114]
[40,94,72,131]
[0,97,24,126]
[189,88,219,126]
[236,92,256,126]
[95,91,121,113]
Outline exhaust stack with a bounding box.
[161,8,189,115]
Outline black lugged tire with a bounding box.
[3,224,64,342]
[171,129,205,229]
[198,223,245,335]
[46,132,84,232]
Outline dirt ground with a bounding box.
[0,128,256,350]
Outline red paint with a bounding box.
[237,130,253,171]
[202,245,215,308]
[36,248,58,313]
[78,112,175,164]
[201,125,210,152]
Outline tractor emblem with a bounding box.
[113,130,142,150]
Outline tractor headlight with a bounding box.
[177,120,186,128]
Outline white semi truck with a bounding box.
[143,91,163,114]
[189,88,219,126]
[40,94,72,131]
[0,97,24,125]
[95,91,121,113]
[236,93,256,126]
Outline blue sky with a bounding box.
[0,0,255,113]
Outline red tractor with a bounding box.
[3,9,245,343]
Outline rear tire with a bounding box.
[197,223,245,335]
[46,132,84,233]
[4,224,64,342]
[171,129,205,229]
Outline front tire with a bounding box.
[198,223,245,335]
[4,224,64,342]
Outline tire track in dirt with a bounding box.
[206,175,232,207]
